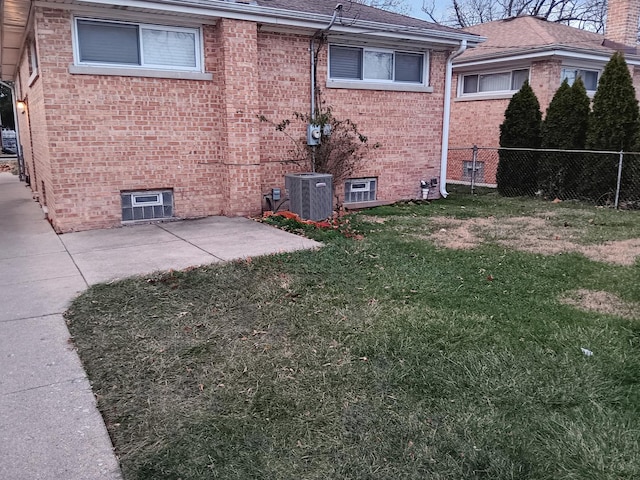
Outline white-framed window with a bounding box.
[561,67,598,91]
[74,18,202,71]
[460,68,529,95]
[121,190,174,222]
[345,178,377,203]
[28,41,38,77]
[329,45,426,85]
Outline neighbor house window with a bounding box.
[75,19,201,71]
[329,45,425,84]
[561,68,598,91]
[462,161,485,183]
[461,69,529,95]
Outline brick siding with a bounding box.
[16,7,450,232]
[448,59,640,184]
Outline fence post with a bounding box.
[471,144,478,194]
[614,151,623,209]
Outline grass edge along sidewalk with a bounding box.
[65,194,640,480]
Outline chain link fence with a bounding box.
[447,146,640,209]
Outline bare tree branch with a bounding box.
[350,0,411,15]
[422,0,608,31]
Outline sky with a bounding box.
[403,0,450,23]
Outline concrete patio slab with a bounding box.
[0,314,84,395]
[68,239,221,285]
[0,378,122,480]
[159,215,255,240]
[59,223,178,254]
[195,230,320,260]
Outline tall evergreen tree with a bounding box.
[581,52,640,202]
[539,78,590,198]
[497,81,542,196]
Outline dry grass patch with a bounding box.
[358,215,388,224]
[426,215,640,265]
[560,289,640,320]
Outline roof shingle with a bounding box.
[456,15,637,62]
[255,0,467,35]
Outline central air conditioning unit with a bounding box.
[285,173,333,221]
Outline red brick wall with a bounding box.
[19,7,451,232]
[24,8,227,232]
[258,32,447,202]
[606,0,640,46]
[448,59,562,183]
[448,58,640,184]
[15,24,52,211]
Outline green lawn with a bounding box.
[65,193,640,480]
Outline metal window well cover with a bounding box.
[284,173,333,221]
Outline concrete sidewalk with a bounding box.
[0,172,320,479]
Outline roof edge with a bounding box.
[38,0,484,45]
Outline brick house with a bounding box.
[0,0,481,232]
[448,0,640,186]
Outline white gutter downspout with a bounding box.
[439,39,467,198]
[0,80,25,181]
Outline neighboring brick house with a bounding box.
[0,0,482,232]
[448,0,640,186]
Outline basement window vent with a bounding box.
[345,178,377,203]
[121,190,173,222]
[462,161,485,183]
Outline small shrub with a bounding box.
[259,107,380,191]
[581,52,640,201]
[538,78,590,198]
[497,81,542,196]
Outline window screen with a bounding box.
[511,69,529,90]
[330,46,362,79]
[462,69,530,95]
[77,20,140,64]
[76,19,200,70]
[463,75,478,93]
[330,45,425,84]
[395,52,423,83]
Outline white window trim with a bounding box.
[327,43,431,92]
[72,17,205,73]
[458,68,530,98]
[27,41,39,86]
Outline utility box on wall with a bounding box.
[285,173,333,221]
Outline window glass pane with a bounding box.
[578,69,598,90]
[363,50,393,80]
[561,68,598,90]
[479,72,511,92]
[77,20,140,64]
[329,46,362,79]
[462,75,478,93]
[511,69,529,90]
[142,29,197,68]
[395,52,423,83]
[561,68,577,85]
